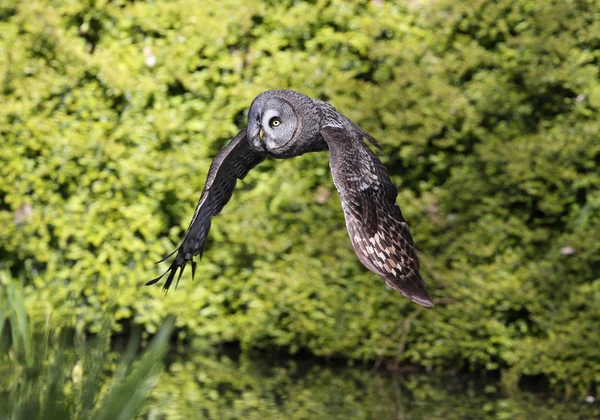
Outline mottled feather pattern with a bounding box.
[149,90,432,307]
[321,126,432,308]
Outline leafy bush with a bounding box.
[1,0,598,394]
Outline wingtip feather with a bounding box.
[146,268,169,286]
[404,284,434,309]
[406,284,434,308]
[382,274,434,309]
[145,277,162,286]
[175,264,185,290]
[156,248,178,264]
[411,295,434,309]
[162,266,178,293]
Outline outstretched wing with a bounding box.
[320,125,433,308]
[147,130,265,291]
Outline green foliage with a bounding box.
[1,0,599,395]
[0,275,174,419]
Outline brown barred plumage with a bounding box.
[149,89,433,308]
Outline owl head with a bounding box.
[247,90,322,157]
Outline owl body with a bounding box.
[149,89,433,308]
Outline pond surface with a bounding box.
[1,321,598,419]
[140,348,599,419]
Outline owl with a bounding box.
[147,90,433,308]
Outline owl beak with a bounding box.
[259,127,264,140]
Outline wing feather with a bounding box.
[321,126,433,308]
[147,130,265,291]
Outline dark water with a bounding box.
[141,348,599,419]
[1,322,597,419]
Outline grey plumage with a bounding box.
[148,89,433,308]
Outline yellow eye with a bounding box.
[270,117,281,127]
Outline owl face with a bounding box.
[248,96,299,153]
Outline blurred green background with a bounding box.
[1,0,599,416]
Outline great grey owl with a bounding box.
[147,89,433,308]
